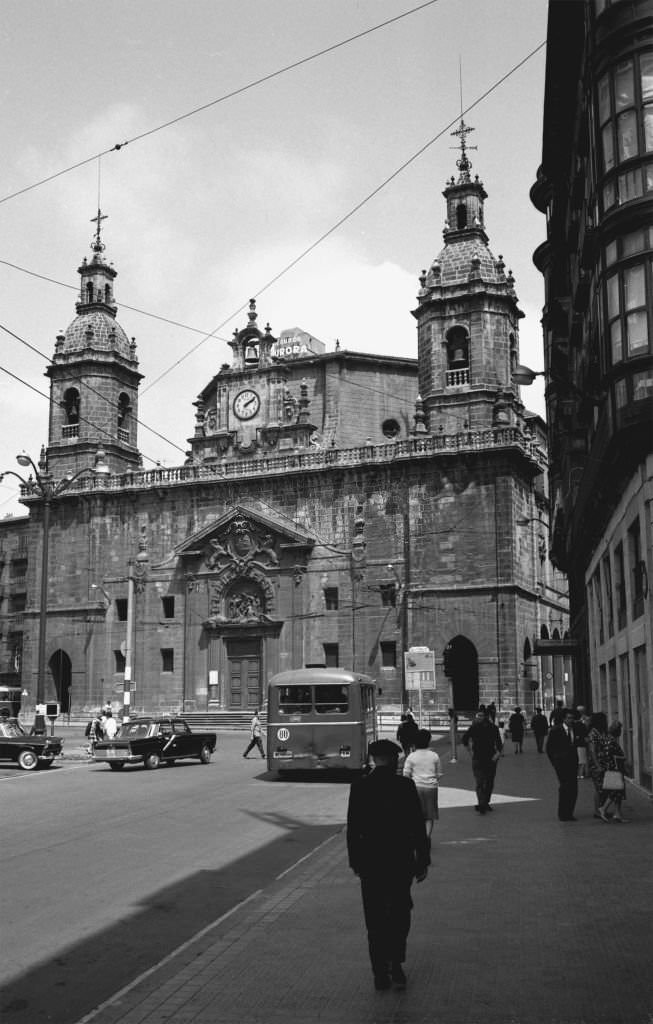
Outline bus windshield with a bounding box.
[314,685,348,714]
[278,686,312,714]
[276,684,350,714]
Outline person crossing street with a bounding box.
[243,709,266,759]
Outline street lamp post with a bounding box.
[387,564,408,709]
[0,451,110,732]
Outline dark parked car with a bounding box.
[0,720,63,770]
[93,717,217,771]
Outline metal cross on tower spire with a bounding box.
[90,208,107,253]
[450,117,477,178]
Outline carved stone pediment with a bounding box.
[176,504,315,576]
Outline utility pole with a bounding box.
[123,530,148,723]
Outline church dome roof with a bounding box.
[433,236,503,287]
[61,309,132,359]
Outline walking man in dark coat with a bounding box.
[530,707,549,753]
[546,710,579,821]
[346,739,429,991]
[396,714,419,756]
[460,709,503,814]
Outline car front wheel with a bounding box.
[144,752,161,770]
[18,749,39,771]
[199,744,212,764]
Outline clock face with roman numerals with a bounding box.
[233,389,260,420]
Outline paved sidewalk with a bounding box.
[74,740,652,1024]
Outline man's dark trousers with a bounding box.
[472,758,497,811]
[360,873,412,975]
[546,724,579,819]
[552,762,578,819]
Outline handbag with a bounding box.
[602,769,625,791]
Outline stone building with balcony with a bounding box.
[1,125,569,724]
[530,0,653,791]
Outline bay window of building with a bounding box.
[598,52,653,209]
[605,261,651,364]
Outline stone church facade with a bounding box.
[0,129,570,720]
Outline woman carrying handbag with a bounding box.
[598,721,629,822]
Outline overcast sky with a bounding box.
[0,0,548,517]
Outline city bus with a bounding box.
[266,667,377,774]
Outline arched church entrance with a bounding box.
[443,636,479,712]
[203,573,283,711]
[49,650,72,713]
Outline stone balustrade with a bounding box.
[19,427,546,499]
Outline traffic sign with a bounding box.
[404,649,436,690]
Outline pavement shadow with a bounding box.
[0,813,339,1024]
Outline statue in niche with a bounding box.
[282,387,297,422]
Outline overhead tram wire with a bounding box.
[0,358,162,466]
[0,259,223,338]
[0,0,443,207]
[140,40,546,396]
[0,42,547,468]
[0,355,550,558]
[0,323,187,458]
[0,263,535,438]
[0,42,546,435]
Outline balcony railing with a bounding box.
[38,426,546,498]
[62,424,79,439]
[445,368,470,387]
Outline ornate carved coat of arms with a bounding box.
[205,516,280,571]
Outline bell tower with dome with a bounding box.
[413,118,524,435]
[45,211,142,477]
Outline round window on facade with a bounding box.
[382,419,400,439]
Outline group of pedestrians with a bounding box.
[85,704,118,754]
[542,704,629,823]
[347,699,633,993]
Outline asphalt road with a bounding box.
[2,733,351,1024]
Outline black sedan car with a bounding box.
[93,717,217,770]
[0,721,63,770]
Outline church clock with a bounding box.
[233,388,260,420]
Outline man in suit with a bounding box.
[460,709,503,814]
[346,739,429,991]
[546,710,579,820]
